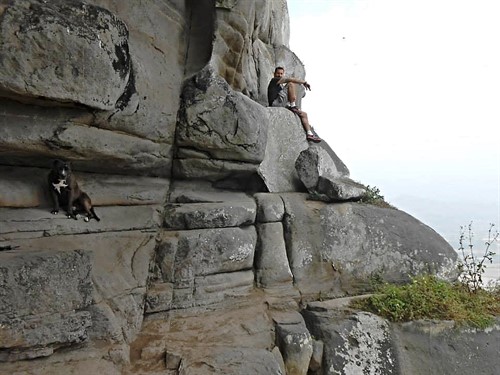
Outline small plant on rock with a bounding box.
[457,222,499,293]
[360,185,393,208]
[352,274,500,328]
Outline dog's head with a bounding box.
[52,159,72,179]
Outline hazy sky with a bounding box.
[287,0,500,251]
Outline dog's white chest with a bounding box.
[52,179,68,194]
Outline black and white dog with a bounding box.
[48,159,100,222]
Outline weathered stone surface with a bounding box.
[181,347,284,374]
[193,270,255,307]
[259,108,309,192]
[0,1,494,373]
[0,0,189,175]
[169,179,255,204]
[212,0,291,105]
[303,306,397,375]
[280,194,458,298]
[0,249,92,318]
[176,66,269,163]
[0,347,123,375]
[89,0,188,142]
[275,320,313,375]
[309,339,324,372]
[321,203,458,283]
[173,157,260,183]
[255,223,293,288]
[164,200,256,229]
[86,232,157,343]
[144,282,173,314]
[171,227,256,277]
[295,144,365,202]
[0,205,161,239]
[0,0,130,110]
[254,193,285,223]
[155,227,257,308]
[1,231,157,346]
[0,166,168,208]
[126,293,279,374]
[0,102,171,176]
[393,318,500,375]
[0,249,93,360]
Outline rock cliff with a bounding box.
[0,1,498,374]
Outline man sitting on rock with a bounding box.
[267,66,322,143]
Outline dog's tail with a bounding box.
[91,207,101,222]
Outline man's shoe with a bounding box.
[306,134,322,143]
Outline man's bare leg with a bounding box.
[286,83,321,142]
[287,83,298,105]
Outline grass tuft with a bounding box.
[352,275,500,329]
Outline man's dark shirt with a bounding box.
[267,77,282,106]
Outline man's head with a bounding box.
[274,66,285,78]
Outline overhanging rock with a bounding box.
[0,0,130,110]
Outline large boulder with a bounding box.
[295,144,366,201]
[303,299,398,375]
[0,0,130,110]
[280,194,458,298]
[273,312,313,375]
[0,0,190,175]
[176,67,269,163]
[174,67,269,185]
[258,108,309,192]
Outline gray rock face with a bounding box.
[0,165,168,208]
[0,249,93,360]
[212,0,291,105]
[254,193,285,223]
[275,319,313,375]
[321,203,458,282]
[281,194,458,298]
[174,66,270,186]
[303,300,398,375]
[295,144,366,201]
[255,223,293,288]
[0,0,130,110]
[164,201,256,230]
[0,0,189,175]
[154,227,257,309]
[177,67,269,164]
[393,318,500,375]
[0,1,485,374]
[258,108,309,192]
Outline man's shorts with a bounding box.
[271,84,289,107]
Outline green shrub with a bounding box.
[352,275,500,329]
[359,185,394,208]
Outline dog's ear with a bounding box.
[53,159,61,167]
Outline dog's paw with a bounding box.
[51,209,59,215]
[84,216,90,222]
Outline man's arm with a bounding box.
[277,77,311,90]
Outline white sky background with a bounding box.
[287,0,500,253]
